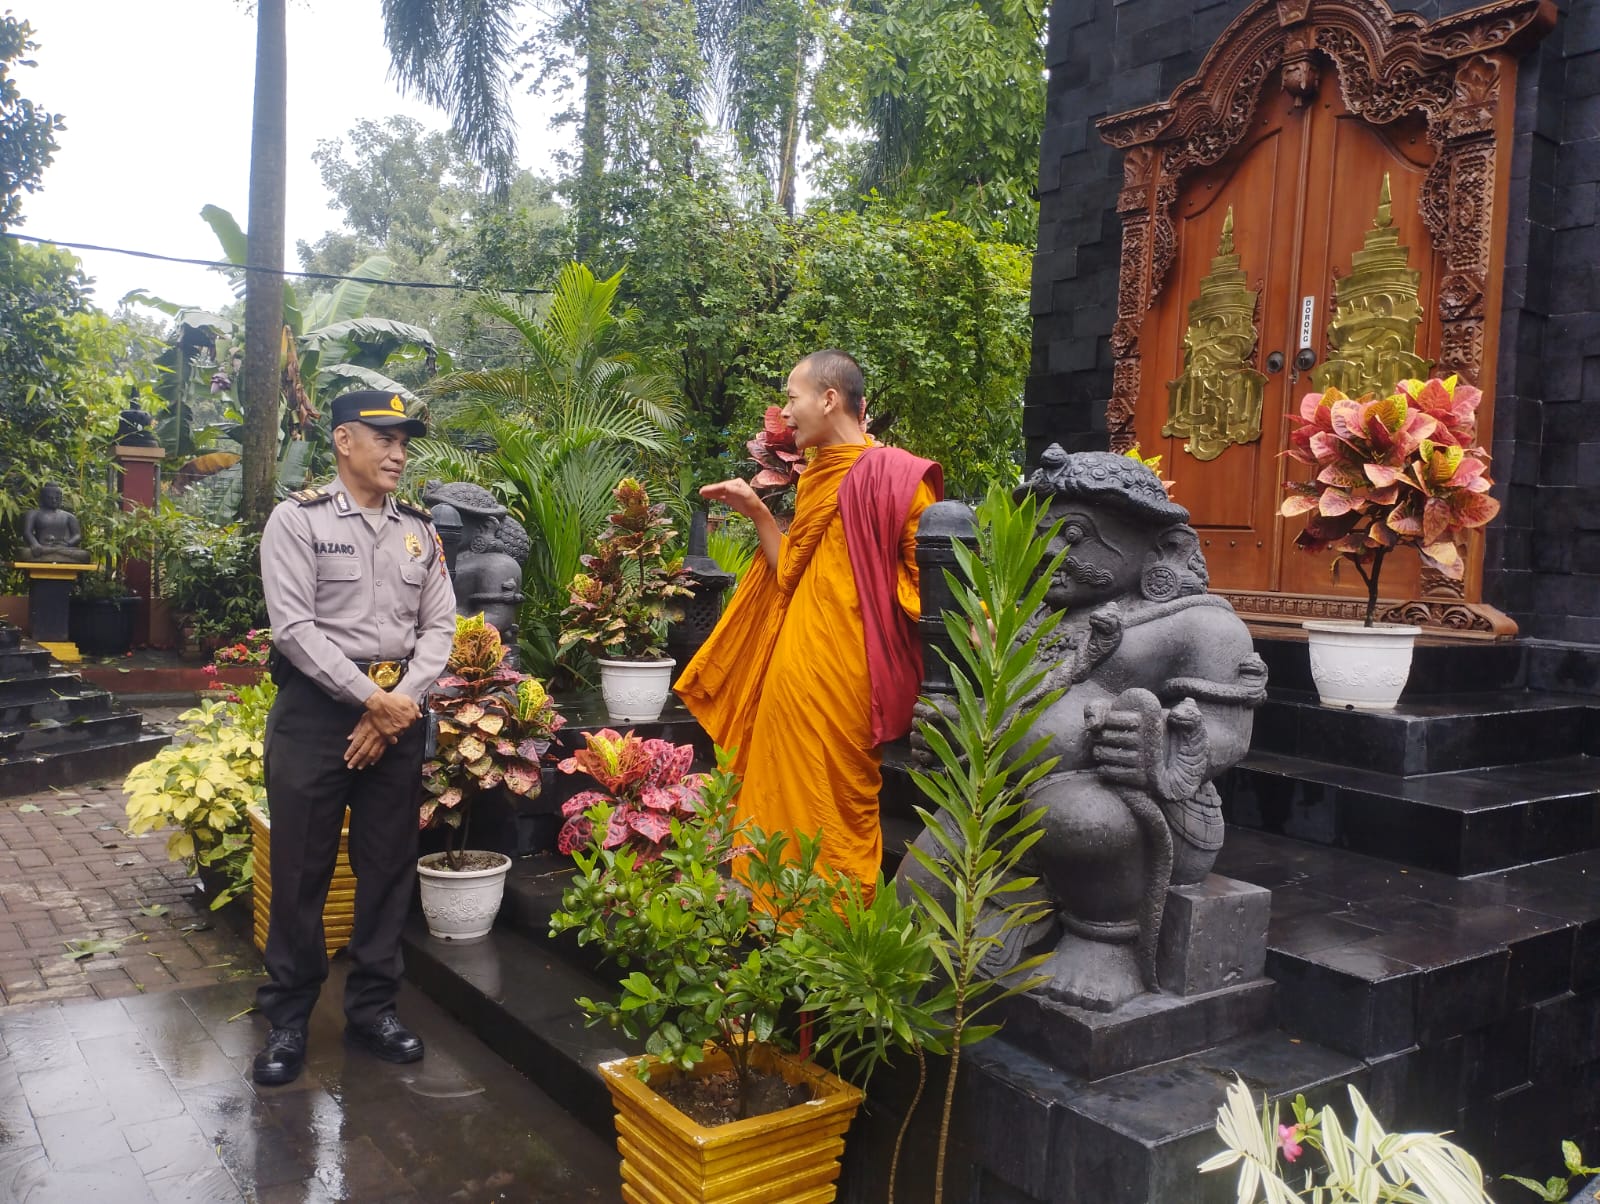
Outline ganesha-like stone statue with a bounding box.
[901,447,1267,1013]
[421,481,530,643]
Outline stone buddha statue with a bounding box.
[901,448,1267,1013]
[21,484,92,564]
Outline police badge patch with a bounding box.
[405,532,423,558]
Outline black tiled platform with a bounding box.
[1217,828,1600,1170]
[1249,689,1595,777]
[1227,750,1600,874]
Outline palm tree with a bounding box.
[240,0,520,527]
[409,263,683,676]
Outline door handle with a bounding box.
[1294,348,1316,372]
[1265,351,1285,374]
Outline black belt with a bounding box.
[353,657,409,689]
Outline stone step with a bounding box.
[0,672,111,709]
[1212,828,1600,1172]
[0,708,146,757]
[400,911,636,1141]
[1224,751,1600,875]
[0,728,169,798]
[1252,689,1597,776]
[0,688,116,730]
[934,1029,1362,1204]
[0,646,51,678]
[1252,633,1527,697]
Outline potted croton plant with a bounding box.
[552,745,944,1204]
[418,614,564,941]
[1280,375,1499,709]
[560,477,692,723]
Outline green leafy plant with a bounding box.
[421,614,565,870]
[122,679,277,909]
[1280,375,1499,626]
[559,477,693,662]
[156,508,267,641]
[1503,1140,1600,1201]
[903,482,1068,1203]
[551,747,943,1125]
[1201,1075,1493,1203]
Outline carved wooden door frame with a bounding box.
[1096,0,1555,638]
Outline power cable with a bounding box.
[2,231,551,294]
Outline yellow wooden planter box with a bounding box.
[246,804,356,959]
[599,1043,863,1204]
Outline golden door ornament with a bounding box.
[1164,209,1268,461]
[1311,174,1433,398]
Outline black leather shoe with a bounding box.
[253,1027,307,1086]
[344,1014,424,1064]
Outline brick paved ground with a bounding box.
[0,778,263,1010]
[0,725,620,1201]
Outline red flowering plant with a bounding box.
[554,728,710,859]
[747,405,804,492]
[421,614,565,870]
[1280,375,1499,626]
[212,628,274,667]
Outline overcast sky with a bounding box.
[18,0,565,313]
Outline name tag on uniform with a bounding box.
[314,541,356,556]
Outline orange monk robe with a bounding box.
[676,441,935,884]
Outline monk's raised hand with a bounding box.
[700,478,768,521]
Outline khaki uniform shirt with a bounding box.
[261,475,457,708]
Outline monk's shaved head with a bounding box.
[796,350,865,420]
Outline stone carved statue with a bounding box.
[901,448,1266,1013]
[21,484,92,563]
[420,481,529,642]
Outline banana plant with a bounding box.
[127,204,447,504]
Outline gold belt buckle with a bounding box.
[367,660,403,689]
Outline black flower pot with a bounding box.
[69,595,136,657]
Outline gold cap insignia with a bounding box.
[405,532,423,558]
[390,396,404,412]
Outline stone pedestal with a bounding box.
[997,874,1275,1080]
[114,443,165,647]
[12,562,99,662]
[1156,874,1271,996]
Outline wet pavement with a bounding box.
[0,723,624,1203]
[0,962,622,1202]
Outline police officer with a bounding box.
[252,389,456,1087]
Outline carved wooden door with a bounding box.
[1135,66,1438,600]
[1098,0,1553,636]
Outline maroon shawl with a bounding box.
[839,446,944,745]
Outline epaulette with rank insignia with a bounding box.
[290,488,332,506]
[396,499,432,522]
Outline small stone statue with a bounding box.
[420,481,529,643]
[21,484,92,563]
[115,395,161,448]
[901,448,1266,1012]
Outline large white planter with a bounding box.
[1302,620,1420,711]
[597,656,676,723]
[416,851,511,942]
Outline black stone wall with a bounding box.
[1030,0,1597,641]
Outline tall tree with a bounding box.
[238,0,522,527]
[815,0,1046,244]
[0,12,63,231]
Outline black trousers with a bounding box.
[254,670,425,1030]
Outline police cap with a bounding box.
[330,390,427,438]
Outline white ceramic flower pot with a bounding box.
[1302,620,1420,711]
[416,851,511,942]
[596,656,676,723]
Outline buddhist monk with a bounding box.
[676,350,943,885]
